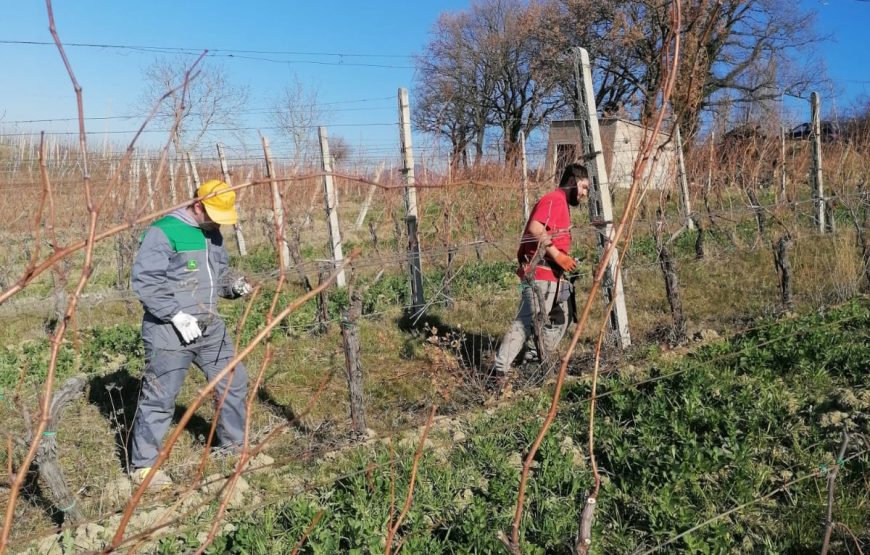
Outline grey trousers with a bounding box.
[493,279,569,374]
[131,320,248,469]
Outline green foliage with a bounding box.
[205,300,869,553]
[0,324,145,389]
[220,259,519,344]
[230,244,279,275]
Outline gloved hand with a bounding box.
[171,311,202,344]
[231,277,253,297]
[553,252,578,272]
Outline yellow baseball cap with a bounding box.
[197,179,238,225]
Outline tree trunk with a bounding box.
[772,235,794,311]
[314,263,330,335]
[368,221,380,255]
[746,188,766,244]
[287,220,313,293]
[692,214,705,260]
[444,246,457,310]
[655,216,686,342]
[22,375,88,524]
[341,290,367,435]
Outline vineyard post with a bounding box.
[142,158,156,213]
[14,135,25,176]
[520,130,530,221]
[126,153,139,214]
[217,143,248,257]
[27,133,35,180]
[811,91,826,233]
[261,135,292,271]
[573,46,631,348]
[675,125,695,230]
[779,125,788,205]
[398,87,425,316]
[355,162,385,229]
[182,151,195,197]
[705,130,714,212]
[168,158,178,205]
[318,126,347,288]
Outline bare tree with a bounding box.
[329,135,351,165]
[414,10,494,167]
[557,0,824,138]
[273,75,326,166]
[414,0,567,166]
[139,57,249,153]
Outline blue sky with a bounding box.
[0,1,468,163]
[0,0,867,160]
[787,0,870,121]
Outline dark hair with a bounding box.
[559,163,588,187]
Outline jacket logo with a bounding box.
[186,260,198,271]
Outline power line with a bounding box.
[0,106,396,126]
[0,96,397,125]
[0,39,413,59]
[0,39,416,69]
[0,122,399,137]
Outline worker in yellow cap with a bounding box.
[128,179,252,488]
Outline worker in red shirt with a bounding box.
[492,163,590,382]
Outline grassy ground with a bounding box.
[1,179,868,552]
[151,299,870,554]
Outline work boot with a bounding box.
[130,467,172,489]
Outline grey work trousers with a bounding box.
[130,320,248,469]
[493,279,569,374]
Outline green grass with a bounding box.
[152,300,869,554]
[3,180,869,551]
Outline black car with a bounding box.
[787,121,840,142]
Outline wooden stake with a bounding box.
[168,158,178,205]
[181,153,194,198]
[811,91,826,233]
[779,125,787,205]
[573,47,631,348]
[261,135,291,271]
[186,151,201,192]
[143,158,155,213]
[355,162,384,229]
[705,130,714,215]
[520,130,530,222]
[675,125,695,230]
[318,127,347,288]
[398,87,425,316]
[217,143,248,257]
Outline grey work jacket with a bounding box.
[131,211,239,350]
